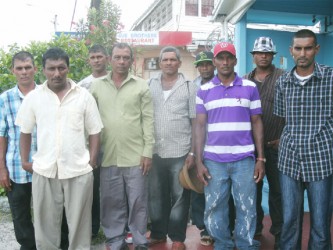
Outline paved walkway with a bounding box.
[1,197,332,250]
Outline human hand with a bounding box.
[0,167,11,191]
[253,161,265,183]
[140,157,152,175]
[267,139,280,150]
[196,162,211,186]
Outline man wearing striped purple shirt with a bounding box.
[195,42,265,250]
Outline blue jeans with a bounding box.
[148,154,190,242]
[191,191,235,235]
[279,173,332,250]
[204,158,260,250]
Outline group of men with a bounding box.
[0,28,332,250]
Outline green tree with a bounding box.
[74,0,122,53]
[0,34,90,92]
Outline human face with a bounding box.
[290,37,319,72]
[88,51,108,75]
[252,52,274,69]
[197,61,215,83]
[159,52,181,77]
[213,52,237,78]
[12,58,36,87]
[43,59,69,92]
[110,47,132,76]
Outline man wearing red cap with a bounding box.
[195,42,265,249]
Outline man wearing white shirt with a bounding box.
[16,47,103,250]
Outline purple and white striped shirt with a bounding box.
[196,73,262,163]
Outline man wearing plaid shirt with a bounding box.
[274,29,333,250]
[0,51,38,249]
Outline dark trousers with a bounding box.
[7,181,36,250]
[92,167,100,235]
[256,147,282,235]
[149,154,190,242]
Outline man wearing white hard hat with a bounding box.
[244,37,285,249]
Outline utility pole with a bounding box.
[53,14,58,32]
[90,0,101,10]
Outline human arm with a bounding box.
[195,113,211,186]
[140,156,152,175]
[185,118,196,169]
[140,86,155,174]
[19,132,33,174]
[88,132,100,169]
[251,114,265,183]
[0,137,11,191]
[186,81,198,169]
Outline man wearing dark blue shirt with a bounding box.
[274,29,333,250]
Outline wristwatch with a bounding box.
[256,157,266,163]
[189,152,196,157]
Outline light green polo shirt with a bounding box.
[91,72,154,167]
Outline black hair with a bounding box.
[11,51,34,68]
[293,29,317,46]
[42,47,69,68]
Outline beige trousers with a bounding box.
[32,171,93,250]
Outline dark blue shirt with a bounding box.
[274,62,333,181]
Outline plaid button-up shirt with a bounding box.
[149,73,197,158]
[274,63,333,181]
[0,85,37,183]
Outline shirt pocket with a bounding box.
[67,108,84,131]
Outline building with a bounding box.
[119,0,222,80]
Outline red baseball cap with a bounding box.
[213,42,236,57]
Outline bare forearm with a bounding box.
[251,115,265,158]
[190,118,196,153]
[0,137,7,169]
[19,132,33,173]
[195,117,206,163]
[88,133,100,167]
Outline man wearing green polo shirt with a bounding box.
[91,43,154,250]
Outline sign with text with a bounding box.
[116,31,159,45]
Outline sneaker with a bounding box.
[200,235,214,246]
[172,241,186,250]
[125,232,133,244]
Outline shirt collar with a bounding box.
[211,73,242,86]
[42,78,77,91]
[15,83,38,99]
[247,65,276,80]
[287,62,322,83]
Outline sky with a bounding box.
[0,0,155,49]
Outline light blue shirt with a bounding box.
[0,85,37,183]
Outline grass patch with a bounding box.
[91,228,106,245]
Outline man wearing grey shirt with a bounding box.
[148,46,197,250]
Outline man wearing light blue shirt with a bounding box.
[0,51,38,250]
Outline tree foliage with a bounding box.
[74,0,122,53]
[0,0,123,94]
[0,35,90,92]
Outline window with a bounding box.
[185,0,198,16]
[201,0,214,17]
